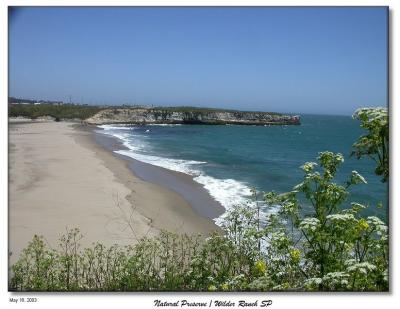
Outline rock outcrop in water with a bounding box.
[85,107,300,126]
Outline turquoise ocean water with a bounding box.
[98,114,388,223]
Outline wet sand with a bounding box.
[92,130,225,220]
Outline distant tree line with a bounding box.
[8,96,65,105]
[9,104,103,120]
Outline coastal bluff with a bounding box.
[85,107,300,126]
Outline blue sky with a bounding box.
[9,7,388,115]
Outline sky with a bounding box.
[9,7,388,115]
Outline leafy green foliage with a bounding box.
[262,151,388,291]
[10,228,259,291]
[9,104,103,120]
[352,107,389,182]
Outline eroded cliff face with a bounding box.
[85,108,300,125]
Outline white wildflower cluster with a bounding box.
[344,259,357,266]
[322,271,350,287]
[326,213,356,223]
[299,217,320,232]
[226,274,246,288]
[304,172,321,182]
[353,107,388,124]
[304,277,322,288]
[366,216,388,236]
[345,259,377,275]
[318,151,344,164]
[350,202,367,212]
[300,162,317,173]
[281,201,297,214]
[269,256,282,263]
[350,170,368,185]
[248,276,272,291]
[269,231,288,243]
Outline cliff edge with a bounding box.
[85,107,300,126]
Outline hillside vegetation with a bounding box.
[9,104,104,120]
[152,106,282,115]
[9,103,288,124]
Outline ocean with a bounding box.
[97,114,388,224]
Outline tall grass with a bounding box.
[10,228,263,291]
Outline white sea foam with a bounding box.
[147,123,182,126]
[194,175,252,209]
[115,149,205,176]
[97,125,277,225]
[116,147,257,223]
[99,124,136,131]
[97,125,146,151]
[116,148,253,209]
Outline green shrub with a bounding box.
[352,107,388,182]
[261,151,388,291]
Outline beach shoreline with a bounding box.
[8,120,221,266]
[91,125,225,220]
[76,123,224,226]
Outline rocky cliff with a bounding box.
[85,107,300,126]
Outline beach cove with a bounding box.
[8,120,221,265]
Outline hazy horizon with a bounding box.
[9,7,388,116]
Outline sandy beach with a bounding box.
[8,120,220,265]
